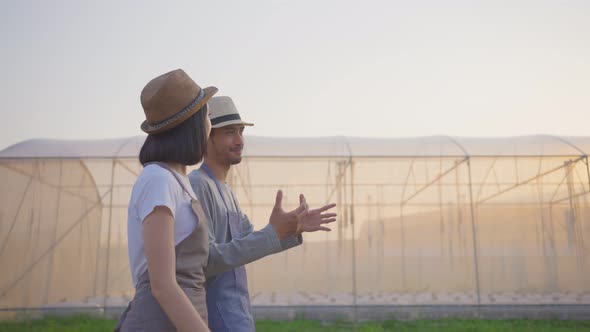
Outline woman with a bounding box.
[115,69,216,331]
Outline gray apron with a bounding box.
[201,164,255,332]
[115,163,210,331]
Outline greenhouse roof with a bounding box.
[1,135,589,159]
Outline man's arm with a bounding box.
[190,173,288,279]
[206,223,286,278]
[241,213,302,251]
[234,189,303,252]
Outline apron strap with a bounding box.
[201,164,231,211]
[144,162,207,223]
[144,162,197,200]
[201,163,243,238]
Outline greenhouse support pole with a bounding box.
[350,161,358,322]
[466,157,482,306]
[103,160,116,312]
[43,160,63,305]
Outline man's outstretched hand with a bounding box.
[269,190,337,239]
[296,194,337,235]
[269,190,306,239]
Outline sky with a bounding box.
[0,0,589,150]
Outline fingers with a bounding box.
[299,224,333,233]
[273,190,283,211]
[311,203,337,214]
[291,199,337,219]
[293,203,307,215]
[299,194,309,211]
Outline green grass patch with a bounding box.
[256,319,590,332]
[0,316,589,331]
[0,315,116,332]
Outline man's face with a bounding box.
[207,124,245,166]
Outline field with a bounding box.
[0,316,589,332]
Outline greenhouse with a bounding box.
[1,135,589,318]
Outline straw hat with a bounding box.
[140,69,218,134]
[208,96,254,129]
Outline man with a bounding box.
[189,96,336,331]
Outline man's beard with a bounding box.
[227,147,243,165]
[229,155,242,165]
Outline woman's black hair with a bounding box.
[139,105,208,166]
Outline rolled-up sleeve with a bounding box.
[205,223,284,278]
[190,173,289,279]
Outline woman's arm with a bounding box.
[144,206,209,332]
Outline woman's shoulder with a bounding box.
[132,164,180,195]
[139,164,176,181]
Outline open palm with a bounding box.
[269,190,307,237]
[296,194,337,234]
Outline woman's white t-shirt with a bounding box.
[127,164,198,287]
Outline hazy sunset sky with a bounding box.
[1,0,588,150]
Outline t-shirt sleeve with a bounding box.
[135,170,177,223]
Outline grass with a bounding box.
[0,315,116,332]
[0,316,589,332]
[256,319,590,331]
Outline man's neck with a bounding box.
[203,158,230,182]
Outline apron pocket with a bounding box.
[215,298,254,329]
